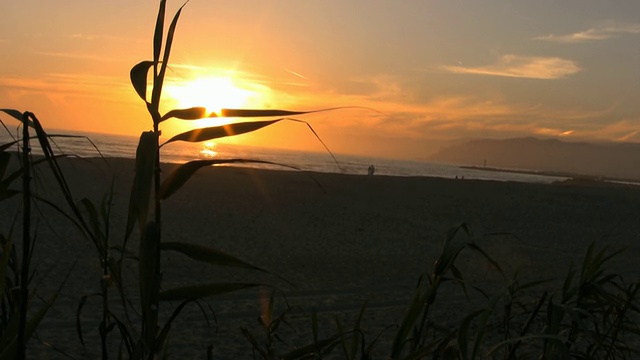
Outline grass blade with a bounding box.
[152,1,188,112]
[161,119,281,145]
[153,299,193,353]
[160,241,265,271]
[219,106,354,118]
[152,0,165,70]
[280,334,342,360]
[0,109,26,123]
[160,107,211,122]
[158,158,301,200]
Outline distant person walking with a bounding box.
[368,164,375,176]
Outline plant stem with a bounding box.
[17,112,32,360]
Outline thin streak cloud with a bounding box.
[443,55,581,79]
[34,51,120,62]
[534,23,640,43]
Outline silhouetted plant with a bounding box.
[119,0,343,358]
[0,110,106,359]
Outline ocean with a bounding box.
[0,130,566,184]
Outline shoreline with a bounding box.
[461,164,640,186]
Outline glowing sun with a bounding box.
[165,77,256,116]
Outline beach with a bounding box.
[4,156,640,358]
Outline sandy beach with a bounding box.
[3,156,640,358]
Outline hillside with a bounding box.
[428,137,640,181]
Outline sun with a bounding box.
[164,76,256,116]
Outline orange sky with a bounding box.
[2,1,640,159]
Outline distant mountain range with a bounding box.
[427,137,640,181]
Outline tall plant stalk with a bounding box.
[16,112,32,360]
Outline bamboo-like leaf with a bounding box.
[160,241,265,271]
[153,0,166,67]
[391,282,429,357]
[220,108,317,118]
[130,61,154,103]
[151,1,187,111]
[241,328,268,359]
[75,294,95,347]
[125,131,158,240]
[160,107,212,122]
[0,141,17,153]
[158,158,301,200]
[0,292,59,360]
[162,119,281,145]
[0,109,23,122]
[153,299,193,353]
[159,283,260,301]
[219,107,349,118]
[457,309,485,360]
[486,334,568,357]
[162,117,343,172]
[280,334,342,360]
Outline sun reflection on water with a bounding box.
[200,141,218,158]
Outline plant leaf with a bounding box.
[159,283,260,301]
[151,1,187,110]
[219,107,349,118]
[162,119,281,146]
[158,158,300,200]
[160,107,212,122]
[0,278,64,360]
[160,241,265,271]
[0,109,23,122]
[125,131,158,240]
[153,299,193,353]
[280,334,342,360]
[130,61,154,103]
[153,0,166,67]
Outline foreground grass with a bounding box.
[239,226,640,359]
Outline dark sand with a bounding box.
[3,157,639,358]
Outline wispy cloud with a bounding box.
[34,51,121,62]
[443,55,581,79]
[534,23,640,43]
[0,73,130,101]
[70,33,142,43]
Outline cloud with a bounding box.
[70,33,142,43]
[443,55,581,79]
[34,51,121,62]
[0,73,130,101]
[534,23,640,43]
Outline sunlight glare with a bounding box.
[200,141,218,158]
[165,77,256,116]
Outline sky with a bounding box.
[2,1,640,159]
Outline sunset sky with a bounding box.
[2,1,640,158]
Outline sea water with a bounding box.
[0,130,565,184]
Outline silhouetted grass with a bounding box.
[2,1,639,358]
[238,226,639,359]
